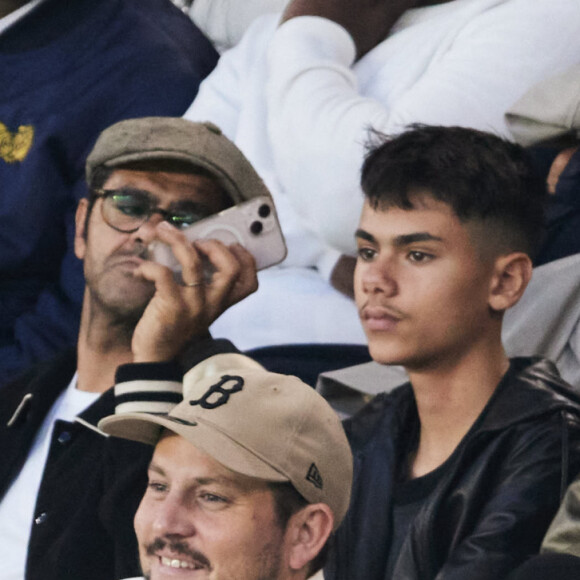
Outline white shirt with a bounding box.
[0,0,44,36]
[0,375,99,579]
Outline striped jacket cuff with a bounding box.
[113,362,183,415]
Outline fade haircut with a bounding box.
[361,125,547,257]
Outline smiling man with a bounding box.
[0,117,265,580]
[323,125,580,580]
[99,359,352,580]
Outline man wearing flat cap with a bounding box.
[99,355,353,580]
[0,117,264,580]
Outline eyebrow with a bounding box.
[355,229,377,244]
[167,200,215,215]
[393,232,443,246]
[355,229,444,247]
[148,463,240,489]
[114,187,215,215]
[148,463,167,477]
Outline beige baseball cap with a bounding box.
[85,117,271,204]
[99,366,353,530]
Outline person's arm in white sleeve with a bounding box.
[183,41,243,138]
[184,14,280,138]
[266,0,580,254]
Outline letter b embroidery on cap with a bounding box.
[189,375,244,409]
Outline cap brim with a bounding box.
[99,413,289,483]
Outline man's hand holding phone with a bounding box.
[149,196,287,279]
[130,221,258,363]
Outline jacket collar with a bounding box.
[4,347,117,435]
[345,357,580,450]
[4,348,78,430]
[478,357,580,432]
[75,387,115,435]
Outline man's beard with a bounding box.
[88,277,154,327]
[85,243,156,329]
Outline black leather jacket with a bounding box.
[325,358,580,580]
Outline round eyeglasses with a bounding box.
[92,188,208,233]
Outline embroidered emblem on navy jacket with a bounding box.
[0,122,34,163]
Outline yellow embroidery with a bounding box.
[0,123,34,163]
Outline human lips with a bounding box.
[156,553,207,574]
[360,305,404,332]
[114,256,143,269]
[105,251,148,273]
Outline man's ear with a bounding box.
[74,198,89,260]
[286,503,334,573]
[488,252,532,312]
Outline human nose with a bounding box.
[358,255,398,297]
[152,494,196,538]
[131,212,166,245]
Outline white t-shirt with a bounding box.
[0,374,99,580]
[0,0,44,36]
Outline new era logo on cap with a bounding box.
[306,463,323,490]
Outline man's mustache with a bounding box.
[146,537,211,569]
[114,242,151,261]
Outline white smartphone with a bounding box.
[149,195,287,279]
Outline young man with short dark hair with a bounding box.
[324,125,580,580]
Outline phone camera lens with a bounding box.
[250,220,263,235]
[258,204,271,218]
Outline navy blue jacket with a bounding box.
[0,0,218,385]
